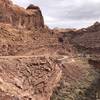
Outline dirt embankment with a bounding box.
[0,56,61,100]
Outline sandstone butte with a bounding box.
[0,0,44,29]
[0,0,100,100]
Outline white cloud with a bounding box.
[12,0,30,7]
[12,0,100,28]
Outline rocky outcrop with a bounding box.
[0,56,61,100]
[0,24,65,56]
[0,0,44,29]
[84,22,100,32]
[72,22,100,54]
[56,22,100,55]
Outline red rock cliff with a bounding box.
[0,0,44,29]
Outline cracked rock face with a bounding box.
[0,56,61,100]
[0,0,44,29]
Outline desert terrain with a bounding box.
[0,0,99,100]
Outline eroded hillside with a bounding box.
[0,0,99,100]
[0,56,61,100]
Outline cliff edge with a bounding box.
[0,0,44,29]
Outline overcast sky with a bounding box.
[12,0,100,29]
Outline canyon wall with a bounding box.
[0,0,44,29]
